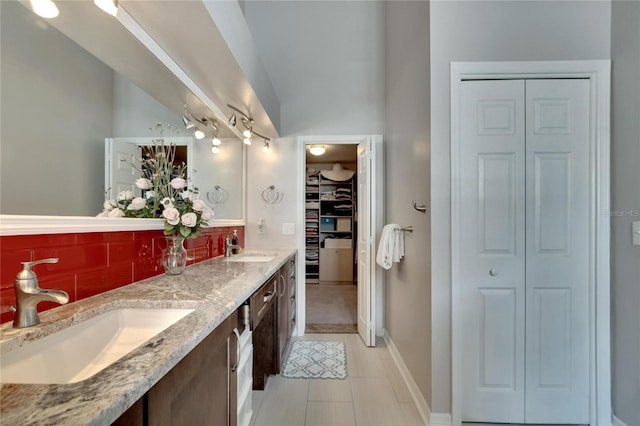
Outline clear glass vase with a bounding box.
[162,235,187,275]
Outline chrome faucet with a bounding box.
[11,258,69,328]
[224,235,239,257]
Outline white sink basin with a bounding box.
[0,308,194,384]
[226,254,275,262]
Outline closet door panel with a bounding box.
[524,79,590,424]
[459,79,526,423]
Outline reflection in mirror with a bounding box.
[0,0,244,221]
[105,136,244,220]
[192,139,244,220]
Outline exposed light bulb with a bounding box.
[211,146,221,154]
[262,141,270,153]
[212,136,221,146]
[30,0,59,18]
[243,137,252,146]
[94,0,118,16]
[309,145,326,156]
[242,128,252,138]
[194,129,205,140]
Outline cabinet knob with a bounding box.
[489,269,498,276]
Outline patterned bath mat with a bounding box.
[281,340,347,380]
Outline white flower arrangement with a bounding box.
[98,123,214,238]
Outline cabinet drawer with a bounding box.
[250,277,277,328]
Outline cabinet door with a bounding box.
[148,313,237,426]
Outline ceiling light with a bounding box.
[211,146,220,154]
[227,104,272,148]
[94,0,118,16]
[262,141,270,153]
[212,136,221,146]
[309,145,326,156]
[30,0,59,18]
[182,114,194,130]
[194,129,205,140]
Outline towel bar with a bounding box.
[396,226,413,232]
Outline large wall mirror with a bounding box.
[0,0,245,225]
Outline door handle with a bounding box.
[489,269,498,276]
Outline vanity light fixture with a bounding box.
[94,0,118,16]
[211,145,221,154]
[182,104,220,141]
[262,141,270,153]
[309,145,326,156]
[30,0,59,18]
[228,112,237,127]
[212,136,221,146]
[227,103,270,145]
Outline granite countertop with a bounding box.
[0,249,296,425]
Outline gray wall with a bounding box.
[384,0,432,407]
[112,74,183,137]
[610,1,640,424]
[1,0,114,216]
[429,0,612,413]
[242,0,385,250]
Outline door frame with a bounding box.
[450,61,611,426]
[296,135,384,338]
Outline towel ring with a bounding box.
[412,201,427,213]
[207,185,227,204]
[262,185,283,204]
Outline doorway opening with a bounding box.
[296,134,383,347]
[304,143,359,333]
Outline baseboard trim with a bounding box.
[429,412,452,426]
[383,329,432,425]
[612,414,628,426]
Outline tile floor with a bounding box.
[305,284,357,326]
[250,333,425,426]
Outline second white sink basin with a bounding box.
[0,307,194,384]
[226,254,275,262]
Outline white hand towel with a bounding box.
[376,224,401,270]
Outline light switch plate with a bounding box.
[282,223,295,235]
[633,221,640,246]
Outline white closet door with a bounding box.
[105,138,141,200]
[357,141,374,347]
[459,79,526,423]
[524,79,590,424]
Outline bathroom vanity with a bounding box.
[0,249,297,426]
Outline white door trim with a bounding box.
[450,60,611,426]
[296,135,384,337]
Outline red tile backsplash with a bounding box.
[0,225,244,324]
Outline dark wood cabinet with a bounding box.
[251,275,277,390]
[250,254,297,389]
[148,310,238,426]
[277,256,297,370]
[113,311,239,426]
